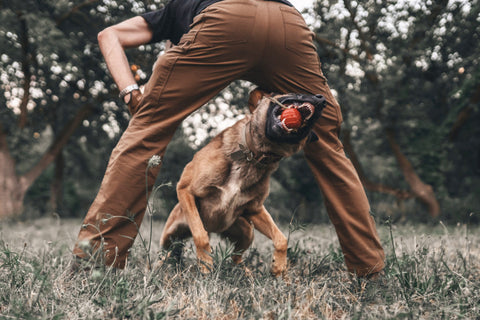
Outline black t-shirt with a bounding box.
[142,0,293,45]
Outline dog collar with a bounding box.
[230,121,283,166]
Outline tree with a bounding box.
[311,0,480,219]
[0,0,167,218]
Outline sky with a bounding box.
[289,0,315,10]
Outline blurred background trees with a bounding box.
[310,0,479,222]
[1,0,478,224]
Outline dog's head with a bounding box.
[248,89,326,157]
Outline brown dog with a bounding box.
[159,89,325,276]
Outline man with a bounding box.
[73,0,385,278]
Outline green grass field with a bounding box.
[1,217,479,319]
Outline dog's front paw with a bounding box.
[270,254,287,277]
[198,259,213,274]
[153,258,165,271]
[197,249,213,274]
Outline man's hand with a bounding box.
[126,90,142,115]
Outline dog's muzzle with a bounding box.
[265,93,326,143]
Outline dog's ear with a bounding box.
[248,88,271,113]
[307,132,319,143]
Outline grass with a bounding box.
[0,217,479,319]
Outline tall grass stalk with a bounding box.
[386,217,413,312]
[144,154,163,269]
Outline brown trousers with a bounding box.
[73,0,385,276]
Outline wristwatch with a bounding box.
[118,84,139,99]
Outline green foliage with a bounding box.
[312,0,480,220]
[0,0,168,217]
[1,0,478,222]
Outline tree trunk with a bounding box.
[17,11,32,129]
[342,129,413,200]
[385,129,440,217]
[0,129,29,217]
[49,152,64,213]
[0,104,92,219]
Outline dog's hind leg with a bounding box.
[160,204,191,261]
[221,216,254,265]
[248,206,288,277]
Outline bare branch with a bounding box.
[56,0,101,26]
[343,0,374,61]
[314,34,363,64]
[20,104,93,191]
[449,82,480,140]
[408,0,449,50]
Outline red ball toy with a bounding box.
[280,107,302,130]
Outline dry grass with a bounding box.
[1,216,479,319]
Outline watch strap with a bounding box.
[118,84,139,99]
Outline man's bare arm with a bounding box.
[97,16,153,103]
